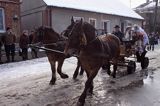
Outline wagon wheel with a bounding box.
[141,57,149,69]
[127,61,136,74]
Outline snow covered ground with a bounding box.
[0,45,160,106]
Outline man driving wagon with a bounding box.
[120,25,149,69]
[132,25,149,69]
[113,24,149,70]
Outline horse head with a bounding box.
[64,19,84,57]
[33,26,60,45]
[64,18,97,57]
[63,16,75,38]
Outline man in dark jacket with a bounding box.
[3,27,16,62]
[19,30,29,60]
[112,25,124,43]
[149,33,155,51]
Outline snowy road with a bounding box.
[0,46,160,106]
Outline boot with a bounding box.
[0,57,2,64]
[141,50,147,59]
[11,56,15,62]
[136,51,141,62]
[6,56,10,63]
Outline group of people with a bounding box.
[19,30,38,60]
[112,24,150,62]
[148,32,159,51]
[0,27,38,64]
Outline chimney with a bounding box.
[146,0,150,3]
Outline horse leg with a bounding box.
[49,61,56,85]
[78,70,98,106]
[112,60,118,78]
[57,58,69,79]
[106,61,111,75]
[79,67,84,75]
[112,64,117,78]
[73,59,81,79]
[79,60,84,75]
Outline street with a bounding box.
[0,46,160,106]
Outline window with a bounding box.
[73,16,84,22]
[0,8,5,33]
[102,20,111,33]
[89,18,96,28]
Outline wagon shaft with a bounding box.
[29,45,65,55]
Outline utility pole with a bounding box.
[130,0,131,8]
[153,0,158,33]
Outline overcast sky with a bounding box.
[119,0,146,8]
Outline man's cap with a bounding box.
[114,25,120,28]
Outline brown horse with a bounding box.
[32,26,83,85]
[63,17,84,79]
[64,19,120,106]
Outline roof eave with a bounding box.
[47,5,144,20]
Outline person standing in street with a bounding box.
[29,30,38,58]
[149,33,155,51]
[3,27,16,62]
[19,30,29,60]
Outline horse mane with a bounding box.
[43,26,56,33]
[83,22,96,36]
[83,22,96,29]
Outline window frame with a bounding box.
[89,18,97,28]
[0,8,5,33]
[102,20,111,33]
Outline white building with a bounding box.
[21,0,143,34]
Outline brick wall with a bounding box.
[0,0,21,39]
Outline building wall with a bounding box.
[135,2,160,33]
[20,0,142,34]
[20,0,46,31]
[0,0,21,38]
[51,7,142,33]
[21,0,45,12]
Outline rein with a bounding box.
[80,37,98,47]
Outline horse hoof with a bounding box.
[88,90,93,95]
[107,70,111,75]
[49,81,55,85]
[79,70,84,75]
[73,75,77,80]
[61,74,69,79]
[49,78,56,85]
[77,101,85,106]
[111,74,116,78]
[73,73,78,79]
[80,73,83,76]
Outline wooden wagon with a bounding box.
[117,40,149,74]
